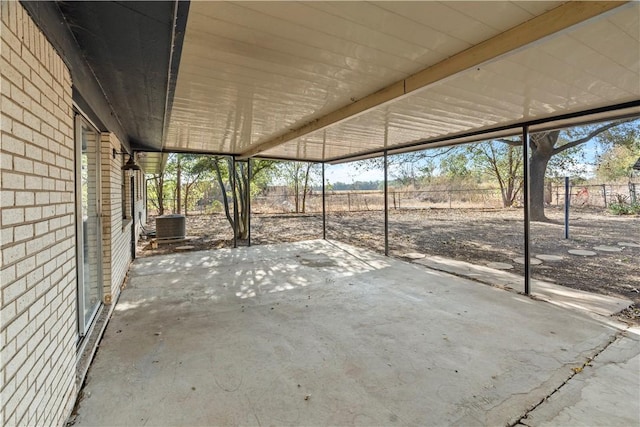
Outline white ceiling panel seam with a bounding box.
[164,1,636,165]
[196,3,435,74]
[236,1,628,159]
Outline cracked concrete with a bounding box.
[518,330,640,426]
[70,240,638,426]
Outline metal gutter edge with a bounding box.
[160,0,190,155]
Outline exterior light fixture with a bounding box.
[121,155,142,172]
[112,148,142,171]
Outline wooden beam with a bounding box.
[238,1,628,159]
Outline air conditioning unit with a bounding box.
[155,214,186,240]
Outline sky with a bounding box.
[271,130,626,187]
[321,139,608,184]
[324,163,384,184]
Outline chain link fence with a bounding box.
[550,183,638,208]
[249,188,506,213]
[148,182,639,215]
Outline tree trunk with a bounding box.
[213,160,233,226]
[184,186,189,216]
[294,178,299,213]
[530,150,551,221]
[236,163,248,239]
[301,163,311,213]
[183,183,191,216]
[497,179,508,208]
[502,122,628,220]
[154,174,165,215]
[544,181,552,205]
[293,163,300,213]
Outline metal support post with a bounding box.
[384,150,389,257]
[322,163,326,240]
[564,177,570,239]
[247,159,252,247]
[231,156,238,248]
[522,127,531,295]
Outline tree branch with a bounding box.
[497,138,521,147]
[553,120,632,155]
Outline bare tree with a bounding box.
[470,141,522,208]
[148,173,166,215]
[277,161,319,213]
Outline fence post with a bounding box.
[448,191,452,209]
[601,184,607,207]
[347,193,351,212]
[630,183,637,204]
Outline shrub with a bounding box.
[609,201,640,215]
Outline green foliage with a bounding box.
[596,143,640,181]
[609,201,640,215]
[549,118,640,179]
[147,154,277,216]
[608,194,640,215]
[328,180,380,191]
[545,143,588,179]
[441,152,472,179]
[207,200,223,214]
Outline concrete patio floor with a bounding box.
[72,240,639,426]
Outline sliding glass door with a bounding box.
[75,114,102,337]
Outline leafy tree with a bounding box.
[524,119,637,220]
[147,172,167,215]
[355,119,638,219]
[596,141,640,181]
[453,119,638,219]
[162,153,179,213]
[441,152,472,179]
[152,153,212,215]
[176,154,212,215]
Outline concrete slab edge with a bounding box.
[410,255,633,324]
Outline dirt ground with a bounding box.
[138,206,639,322]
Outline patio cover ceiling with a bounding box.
[161,1,640,166]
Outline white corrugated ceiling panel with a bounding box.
[262,3,640,161]
[164,1,566,155]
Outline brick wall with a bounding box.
[1,1,77,426]
[100,133,142,303]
